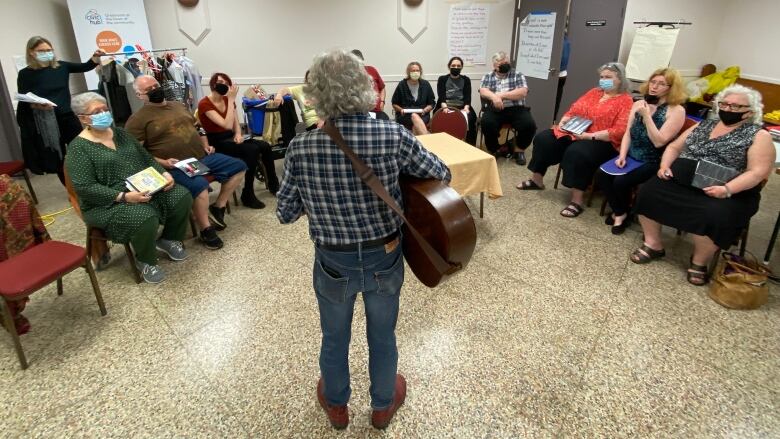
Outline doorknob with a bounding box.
[548,68,558,73]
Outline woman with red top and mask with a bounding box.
[198,72,279,208]
[518,62,633,218]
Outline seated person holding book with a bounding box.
[518,62,632,219]
[392,61,435,130]
[198,72,280,207]
[65,92,193,284]
[595,68,687,234]
[630,85,775,285]
[126,75,247,250]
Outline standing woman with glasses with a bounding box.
[16,36,105,184]
[435,56,477,145]
[595,68,687,234]
[630,85,775,286]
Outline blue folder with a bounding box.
[599,156,644,176]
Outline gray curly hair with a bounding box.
[304,49,376,120]
[71,92,106,115]
[714,84,764,124]
[598,62,629,93]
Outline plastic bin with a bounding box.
[242,97,269,136]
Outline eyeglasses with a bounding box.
[718,102,751,111]
[649,80,669,87]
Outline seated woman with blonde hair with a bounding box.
[630,85,775,285]
[595,67,687,234]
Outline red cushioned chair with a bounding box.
[430,109,468,141]
[0,161,38,204]
[0,240,106,369]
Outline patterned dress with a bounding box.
[635,120,763,248]
[64,128,191,243]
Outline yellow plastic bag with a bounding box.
[691,66,741,105]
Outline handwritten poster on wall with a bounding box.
[516,12,556,80]
[625,27,680,80]
[448,5,490,65]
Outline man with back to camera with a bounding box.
[479,51,538,165]
[276,49,450,430]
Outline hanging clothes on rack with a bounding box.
[97,60,132,124]
[178,55,203,112]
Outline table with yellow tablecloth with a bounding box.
[416,132,502,217]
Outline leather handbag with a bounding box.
[708,251,771,310]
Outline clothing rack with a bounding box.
[97,47,189,126]
[633,21,692,29]
[99,47,188,57]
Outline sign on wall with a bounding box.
[516,12,557,80]
[67,0,153,89]
[448,5,490,66]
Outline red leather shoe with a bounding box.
[371,374,407,429]
[316,378,349,429]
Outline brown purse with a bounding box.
[708,252,771,310]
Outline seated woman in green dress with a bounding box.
[64,92,193,284]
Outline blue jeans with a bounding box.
[313,237,404,410]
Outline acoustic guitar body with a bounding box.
[400,176,477,287]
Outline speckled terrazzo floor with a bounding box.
[1,149,779,438]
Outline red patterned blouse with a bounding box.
[553,87,633,150]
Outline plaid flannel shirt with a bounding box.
[480,70,528,107]
[276,114,451,246]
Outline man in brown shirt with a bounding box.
[125,75,247,250]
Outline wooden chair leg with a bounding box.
[189,215,198,239]
[21,170,38,205]
[124,244,142,284]
[739,224,749,257]
[56,278,63,296]
[84,259,107,316]
[1,299,28,369]
[554,167,561,189]
[233,191,239,206]
[599,198,608,216]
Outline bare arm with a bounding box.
[642,104,686,147]
[726,130,776,193]
[617,104,638,160]
[657,123,698,179]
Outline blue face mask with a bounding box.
[89,111,113,130]
[35,51,55,62]
[599,78,614,90]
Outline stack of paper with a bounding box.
[14,92,57,106]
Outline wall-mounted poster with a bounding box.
[516,12,556,80]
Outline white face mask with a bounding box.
[35,51,55,62]
[409,72,421,80]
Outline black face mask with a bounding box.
[718,109,748,126]
[147,87,165,104]
[644,94,660,105]
[497,63,511,74]
[450,67,462,76]
[214,83,229,96]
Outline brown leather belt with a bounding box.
[318,231,399,252]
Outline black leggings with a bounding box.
[528,129,617,191]
[208,131,279,195]
[595,162,658,216]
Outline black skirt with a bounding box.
[634,176,760,249]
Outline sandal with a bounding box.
[560,202,584,218]
[630,244,665,264]
[687,258,710,286]
[517,179,544,190]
